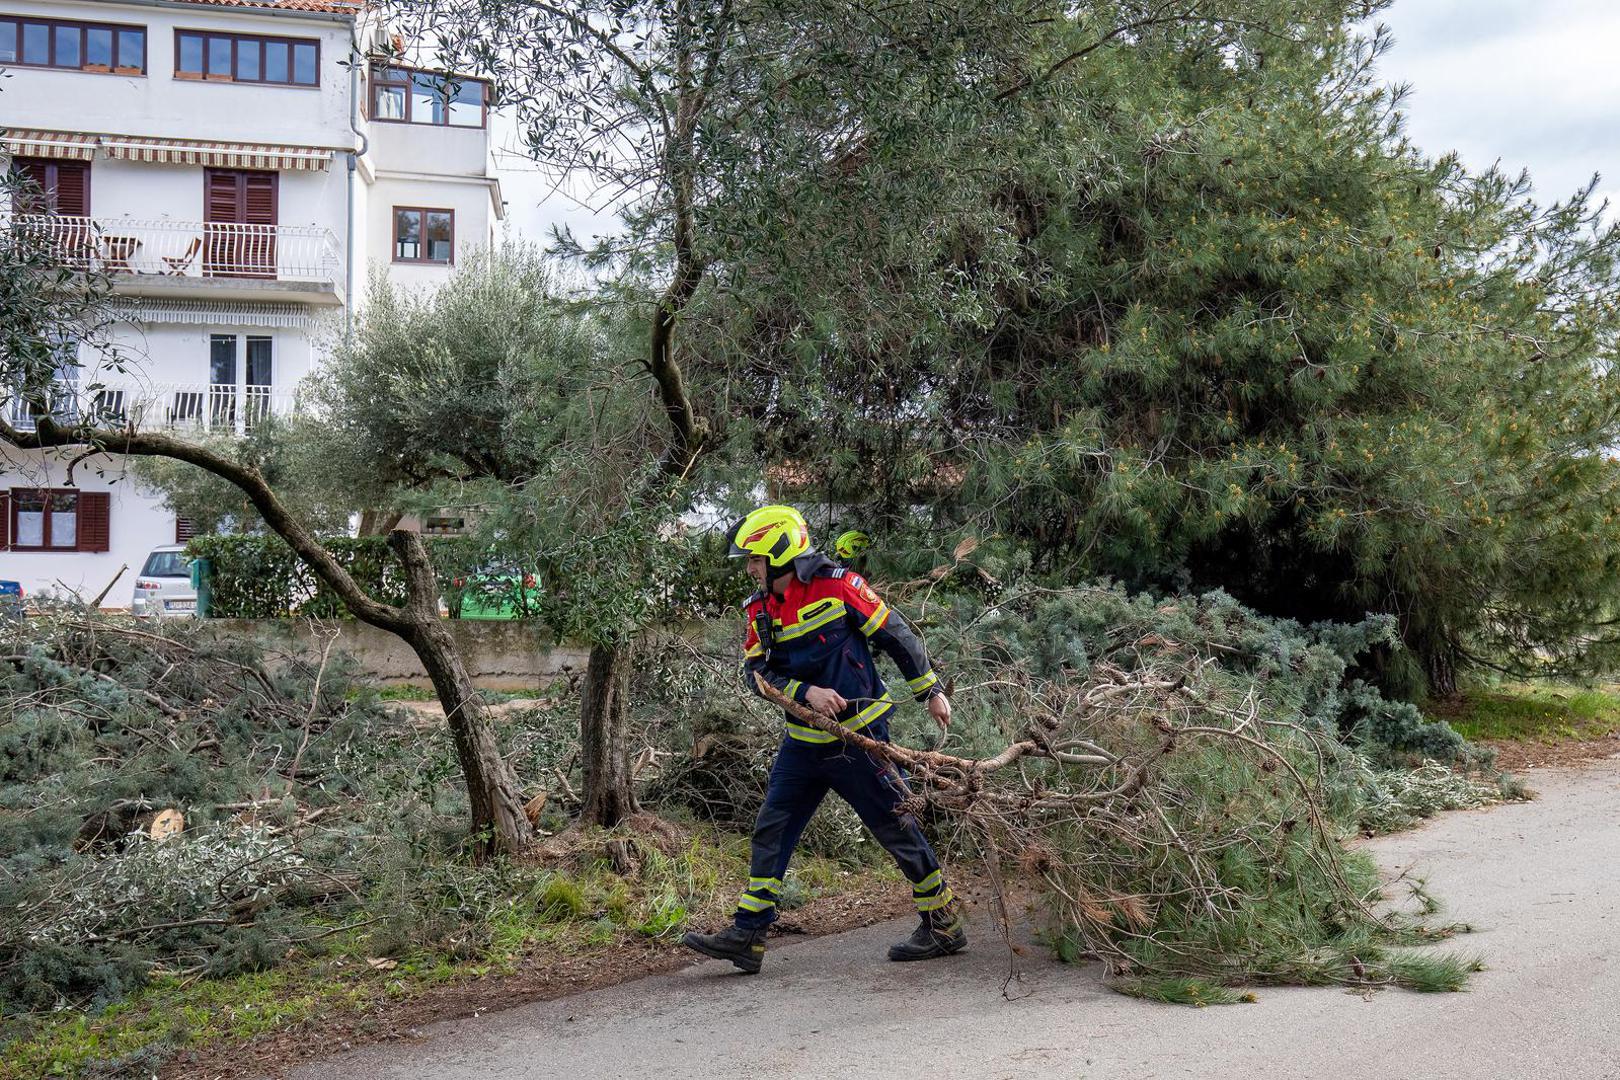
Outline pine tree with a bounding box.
[725,12,1620,695]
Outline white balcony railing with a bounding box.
[7,381,297,436]
[7,215,341,287]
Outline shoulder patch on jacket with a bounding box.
[830,568,846,579]
[859,582,879,605]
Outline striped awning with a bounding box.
[1,129,98,161]
[101,135,334,171]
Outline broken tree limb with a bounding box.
[751,672,1177,799]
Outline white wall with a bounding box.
[3,0,357,149]
[83,157,349,234]
[88,320,320,390]
[367,174,496,292]
[0,446,177,603]
[0,319,321,604]
[2,0,509,598]
[368,121,486,178]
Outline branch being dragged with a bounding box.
[751,670,1178,799]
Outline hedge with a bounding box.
[184,533,739,621]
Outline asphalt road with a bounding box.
[287,760,1620,1080]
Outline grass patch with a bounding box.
[1435,685,1620,743]
[0,831,884,1079]
[0,970,377,1080]
[366,683,439,701]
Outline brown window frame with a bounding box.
[0,15,147,75]
[173,28,319,88]
[369,63,489,128]
[392,206,456,265]
[8,487,82,552]
[10,157,91,217]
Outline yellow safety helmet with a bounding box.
[833,529,871,561]
[727,505,811,567]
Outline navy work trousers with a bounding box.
[732,719,946,929]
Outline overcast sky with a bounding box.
[491,0,1620,245]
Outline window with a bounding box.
[91,389,127,425]
[244,336,273,430]
[174,30,317,87]
[204,169,278,278]
[6,489,109,552]
[370,65,487,127]
[203,334,274,431]
[142,548,191,577]
[6,338,80,432]
[10,158,90,217]
[0,16,145,74]
[393,207,454,264]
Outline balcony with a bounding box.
[7,381,298,437]
[8,215,344,305]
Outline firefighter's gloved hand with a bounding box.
[927,693,952,731]
[805,685,848,717]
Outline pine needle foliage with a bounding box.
[773,582,1502,996]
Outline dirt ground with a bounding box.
[1484,731,1620,771]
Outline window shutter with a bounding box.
[12,158,49,214]
[54,162,90,216]
[76,491,110,552]
[205,169,241,223]
[243,172,277,225]
[175,516,196,544]
[0,491,9,551]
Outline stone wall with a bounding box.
[212,619,592,689]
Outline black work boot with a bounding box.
[888,903,968,961]
[682,924,769,974]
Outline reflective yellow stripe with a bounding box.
[748,877,783,894]
[783,679,802,701]
[850,693,895,725]
[915,887,954,912]
[736,894,775,912]
[783,693,895,743]
[912,870,943,894]
[745,643,765,658]
[859,603,891,636]
[775,600,848,643]
[784,722,840,744]
[906,670,939,695]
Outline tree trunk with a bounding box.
[1424,642,1459,700]
[580,639,638,827]
[357,509,404,537]
[389,529,533,858]
[406,617,535,858]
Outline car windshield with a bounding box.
[141,551,191,577]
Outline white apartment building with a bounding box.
[0,0,503,601]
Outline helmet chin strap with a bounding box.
[765,559,795,591]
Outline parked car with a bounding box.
[0,580,22,621]
[446,564,543,620]
[131,546,198,618]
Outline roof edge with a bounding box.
[85,0,364,24]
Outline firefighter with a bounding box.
[832,527,872,571]
[681,505,965,974]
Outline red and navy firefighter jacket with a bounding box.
[742,553,941,743]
